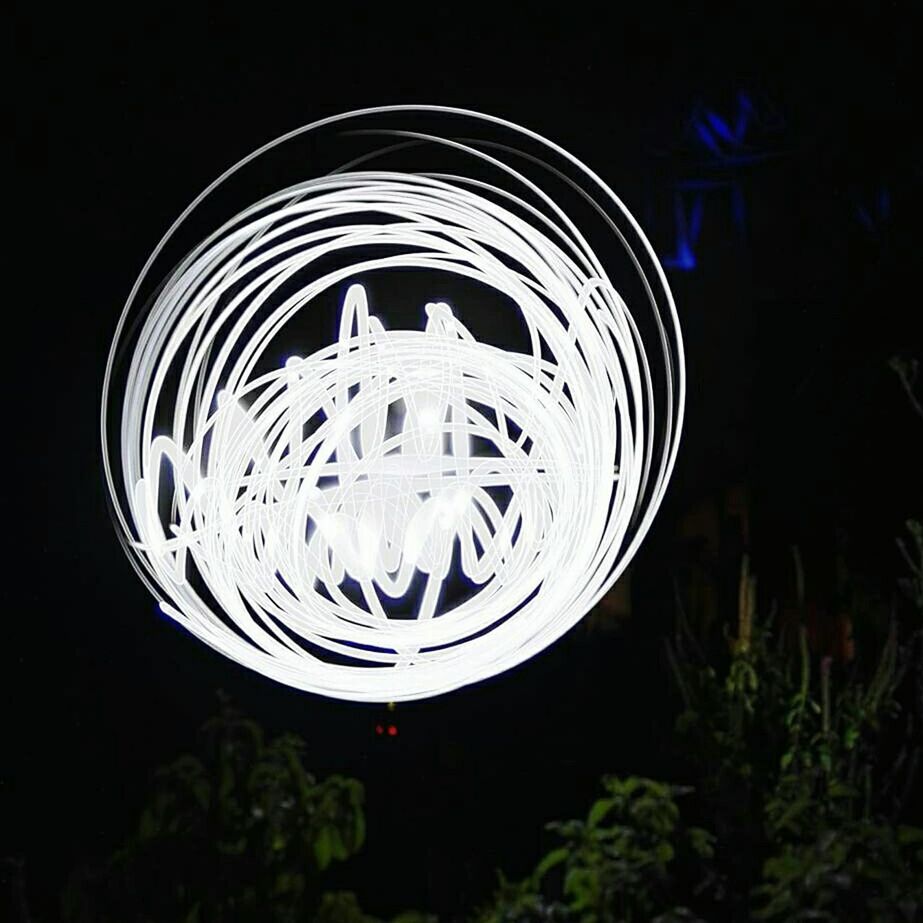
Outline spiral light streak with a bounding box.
[102,106,684,701]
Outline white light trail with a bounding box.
[101,106,684,701]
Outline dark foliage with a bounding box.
[62,694,367,923]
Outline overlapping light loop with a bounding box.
[102,107,684,701]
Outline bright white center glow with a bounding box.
[101,106,684,701]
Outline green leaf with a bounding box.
[655,841,675,864]
[353,805,366,850]
[688,827,715,859]
[587,797,615,828]
[533,846,568,882]
[314,825,333,869]
[563,867,596,908]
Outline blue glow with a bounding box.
[688,92,779,166]
[658,90,781,269]
[663,191,704,270]
[662,179,747,271]
[731,184,746,234]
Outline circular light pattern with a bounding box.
[101,106,684,701]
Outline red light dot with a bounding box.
[375,724,384,735]
[387,724,398,737]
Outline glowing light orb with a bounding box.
[101,106,684,701]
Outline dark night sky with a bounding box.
[9,4,922,918]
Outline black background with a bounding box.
[9,4,922,918]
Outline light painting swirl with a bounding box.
[101,106,685,701]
